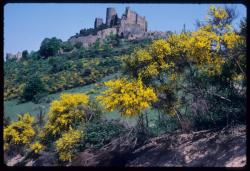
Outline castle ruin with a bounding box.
[69,7,150,47]
[6,52,22,61]
[96,7,147,37]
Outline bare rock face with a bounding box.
[71,131,137,166]
[127,125,246,167]
[71,125,246,167]
[6,154,25,166]
[5,151,58,166]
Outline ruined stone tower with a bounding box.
[106,8,117,27]
[94,18,103,29]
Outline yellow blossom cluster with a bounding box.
[30,141,44,154]
[208,5,229,20]
[96,78,157,116]
[124,39,176,81]
[223,32,241,49]
[43,93,89,137]
[4,113,35,151]
[55,129,81,162]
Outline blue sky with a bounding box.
[4,3,246,56]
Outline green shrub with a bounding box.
[62,42,74,52]
[80,120,125,149]
[21,76,47,102]
[74,42,82,49]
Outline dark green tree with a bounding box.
[21,50,29,60]
[39,37,62,58]
[62,42,74,52]
[21,76,46,102]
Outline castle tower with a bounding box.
[106,8,117,27]
[94,18,103,29]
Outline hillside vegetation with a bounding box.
[4,36,152,101]
[4,6,246,167]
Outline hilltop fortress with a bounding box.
[100,7,147,36]
[69,7,169,47]
[5,7,170,60]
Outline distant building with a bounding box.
[95,7,147,37]
[94,18,104,29]
[6,52,22,61]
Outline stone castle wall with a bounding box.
[6,52,22,61]
[94,18,103,29]
[69,28,118,47]
[69,7,149,47]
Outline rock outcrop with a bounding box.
[72,125,246,167]
[127,125,246,167]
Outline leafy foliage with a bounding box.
[39,37,62,58]
[21,76,46,102]
[97,78,157,116]
[42,93,88,139]
[4,113,35,151]
[4,38,150,101]
[81,120,125,149]
[122,5,245,130]
[30,141,44,154]
[55,129,81,162]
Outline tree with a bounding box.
[122,5,244,130]
[21,76,46,102]
[22,50,29,60]
[39,37,62,58]
[62,42,74,52]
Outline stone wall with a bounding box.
[125,9,137,25]
[94,18,103,29]
[136,15,147,31]
[69,28,118,47]
[6,52,22,61]
[117,7,147,37]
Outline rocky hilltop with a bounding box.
[68,7,170,47]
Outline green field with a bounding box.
[4,73,158,126]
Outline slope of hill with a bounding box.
[5,125,245,167]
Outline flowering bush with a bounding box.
[97,78,157,116]
[55,129,81,162]
[30,141,44,154]
[43,93,89,138]
[4,113,35,151]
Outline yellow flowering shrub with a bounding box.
[55,129,81,162]
[96,78,157,116]
[124,39,177,82]
[30,141,44,154]
[4,113,35,151]
[43,93,89,138]
[223,32,241,49]
[208,5,228,20]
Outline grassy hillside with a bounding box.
[4,38,152,101]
